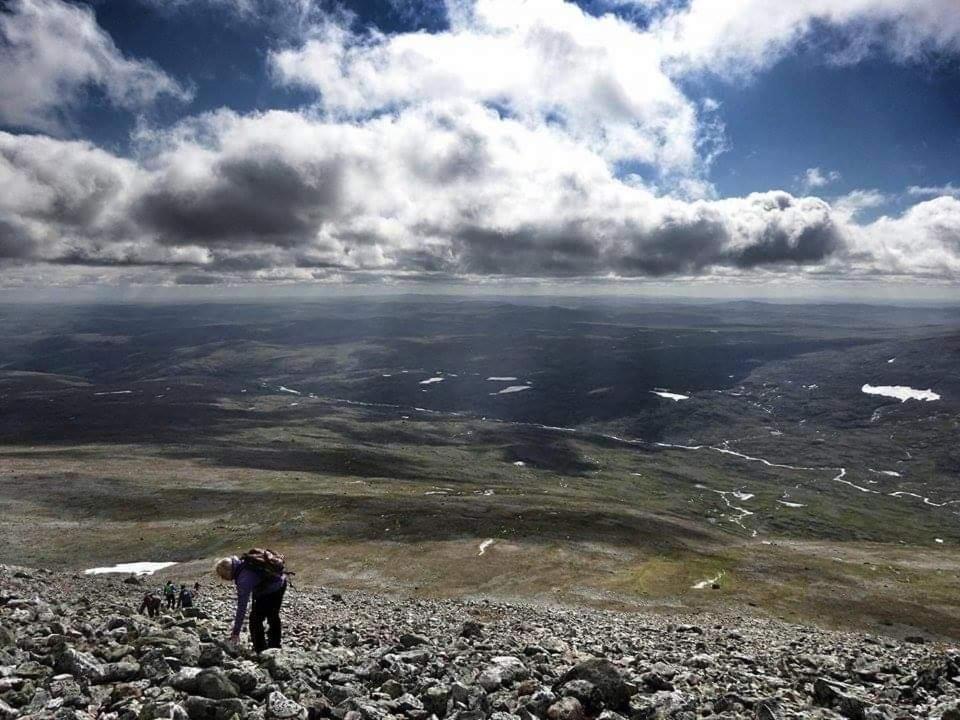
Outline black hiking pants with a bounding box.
[250,582,286,653]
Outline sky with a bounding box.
[1,0,959,298]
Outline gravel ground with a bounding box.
[1,564,959,719]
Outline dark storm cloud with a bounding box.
[174,271,224,285]
[391,248,455,274]
[445,201,840,278]
[208,252,282,272]
[134,155,343,247]
[729,218,840,267]
[618,216,728,276]
[452,224,603,276]
[0,218,35,259]
[42,248,196,267]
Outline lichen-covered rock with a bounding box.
[266,690,307,720]
[546,696,585,720]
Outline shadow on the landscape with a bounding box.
[7,477,716,550]
[164,445,426,479]
[500,441,599,476]
[0,391,259,446]
[310,419,465,448]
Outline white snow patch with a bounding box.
[832,468,879,494]
[869,469,902,478]
[692,570,724,590]
[702,487,755,532]
[513,461,526,467]
[936,538,945,544]
[419,377,445,385]
[486,377,518,381]
[478,539,495,556]
[278,386,301,395]
[492,385,532,395]
[861,384,940,402]
[778,500,806,508]
[94,390,133,396]
[650,390,689,401]
[656,442,705,451]
[85,562,176,576]
[887,358,896,363]
[889,491,960,508]
[711,446,817,472]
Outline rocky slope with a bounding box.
[1,564,958,720]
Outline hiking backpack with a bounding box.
[240,548,286,578]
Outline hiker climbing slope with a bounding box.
[215,548,288,653]
[177,584,193,609]
[162,580,176,609]
[138,592,161,617]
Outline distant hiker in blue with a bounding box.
[215,548,288,653]
[177,584,193,609]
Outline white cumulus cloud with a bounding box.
[270,0,707,176]
[1,0,959,288]
[0,0,191,133]
[653,0,960,77]
[908,183,960,199]
[2,107,957,284]
[798,167,841,193]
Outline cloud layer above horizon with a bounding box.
[1,0,959,288]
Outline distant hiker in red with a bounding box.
[139,592,161,617]
[215,548,288,653]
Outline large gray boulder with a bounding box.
[183,695,245,720]
[196,667,239,700]
[554,659,630,712]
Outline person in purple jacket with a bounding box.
[215,555,287,652]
